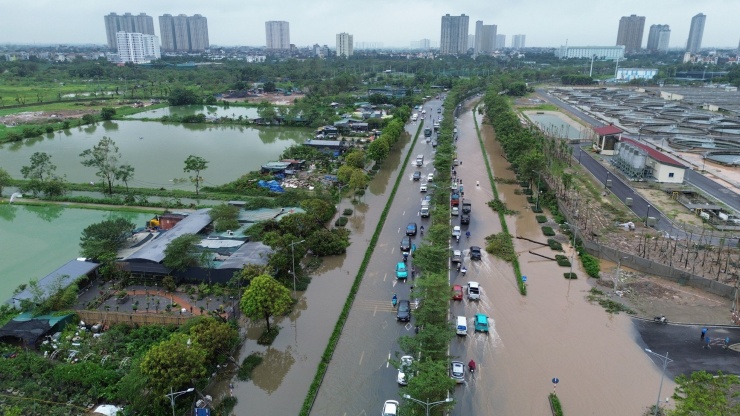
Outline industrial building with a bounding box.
[555,45,625,60]
[612,138,686,183]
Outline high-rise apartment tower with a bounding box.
[440,14,469,55]
[159,14,210,52]
[474,21,497,56]
[104,13,154,49]
[116,32,160,64]
[616,14,645,53]
[512,34,526,49]
[686,13,706,53]
[336,33,353,57]
[646,25,671,52]
[265,21,290,50]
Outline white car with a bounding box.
[467,281,481,300]
[427,173,434,182]
[382,399,399,416]
[397,355,413,385]
[450,361,465,384]
[451,206,459,216]
[420,183,428,192]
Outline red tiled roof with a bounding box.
[620,137,686,168]
[593,125,623,136]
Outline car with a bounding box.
[395,262,408,280]
[431,140,438,148]
[467,281,481,300]
[452,284,463,300]
[450,361,465,383]
[470,246,482,260]
[412,171,421,181]
[460,214,470,224]
[451,250,462,264]
[382,400,399,416]
[419,183,428,193]
[437,108,442,113]
[397,300,411,322]
[406,222,418,236]
[397,355,413,385]
[451,206,459,216]
[427,173,434,182]
[474,314,489,332]
[400,236,411,252]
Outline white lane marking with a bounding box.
[359,350,364,366]
[383,273,387,282]
[373,304,377,317]
[387,352,391,368]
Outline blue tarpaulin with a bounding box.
[258,180,285,193]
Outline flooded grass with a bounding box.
[587,287,635,314]
[237,353,264,381]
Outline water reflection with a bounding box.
[102,120,119,131]
[252,346,296,394]
[33,205,65,222]
[0,204,18,221]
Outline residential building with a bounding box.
[496,34,506,50]
[474,21,497,56]
[410,39,431,50]
[336,32,353,57]
[646,24,671,52]
[159,14,210,52]
[616,68,658,81]
[555,45,625,60]
[116,32,160,64]
[512,34,526,49]
[686,13,706,53]
[104,13,154,49]
[265,21,290,50]
[468,35,476,50]
[616,14,645,53]
[440,14,469,55]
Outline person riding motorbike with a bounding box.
[392,293,398,307]
[468,359,476,373]
[461,266,467,276]
[420,225,425,235]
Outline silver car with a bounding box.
[450,360,465,384]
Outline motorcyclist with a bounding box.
[466,230,471,239]
[468,359,476,373]
[392,293,398,307]
[461,266,467,276]
[420,225,425,235]
[403,252,408,262]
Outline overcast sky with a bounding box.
[1,0,738,49]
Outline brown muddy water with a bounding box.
[222,132,413,415]
[462,110,674,415]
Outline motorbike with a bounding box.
[653,315,668,324]
[392,295,398,308]
[461,267,467,276]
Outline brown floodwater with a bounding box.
[225,131,414,415]
[452,106,674,415]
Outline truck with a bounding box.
[462,201,472,214]
[420,200,430,217]
[451,190,460,207]
[416,154,424,167]
[424,127,432,138]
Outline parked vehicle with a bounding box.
[467,281,481,300]
[451,206,459,216]
[450,361,465,383]
[424,127,432,138]
[456,316,468,335]
[396,300,411,322]
[451,250,463,264]
[427,173,434,182]
[420,200,431,218]
[382,400,399,416]
[452,226,461,241]
[400,236,411,252]
[452,285,463,301]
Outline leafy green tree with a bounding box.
[116,164,135,193]
[184,155,208,196]
[79,137,124,195]
[349,169,368,195]
[168,87,201,105]
[336,165,357,184]
[20,152,56,182]
[188,317,239,363]
[300,198,337,224]
[100,107,116,120]
[79,218,136,260]
[263,81,276,92]
[403,360,456,413]
[257,101,277,121]
[240,274,292,331]
[367,137,390,162]
[209,203,240,232]
[163,234,201,271]
[81,113,97,125]
[0,167,12,195]
[344,150,366,169]
[306,228,351,256]
[671,370,740,415]
[140,333,208,396]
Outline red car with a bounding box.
[452,285,463,301]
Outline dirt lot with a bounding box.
[0,109,99,126]
[222,92,305,106]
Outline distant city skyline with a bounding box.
[1,1,737,49]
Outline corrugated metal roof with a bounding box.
[621,137,686,168]
[219,242,273,269]
[124,208,212,263]
[594,125,623,135]
[7,260,100,307]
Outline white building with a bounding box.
[616,68,658,82]
[555,45,625,60]
[116,32,160,64]
[265,21,290,50]
[512,34,526,49]
[336,32,353,57]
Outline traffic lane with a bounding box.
[634,319,740,377]
[686,170,740,214]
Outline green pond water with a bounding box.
[0,204,152,303]
[0,120,311,188]
[126,105,259,120]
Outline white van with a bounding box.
[412,114,418,122]
[416,155,424,166]
[456,316,467,336]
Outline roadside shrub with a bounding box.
[487,199,517,215]
[541,226,555,236]
[549,393,563,416]
[536,215,547,223]
[563,272,577,279]
[257,326,280,345]
[555,255,570,267]
[548,239,563,251]
[531,205,543,213]
[484,232,516,263]
[334,216,348,227]
[342,208,353,216]
[237,353,263,381]
[580,252,600,278]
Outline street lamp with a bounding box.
[605,171,610,190]
[578,148,583,165]
[402,394,453,416]
[165,387,194,416]
[645,349,673,416]
[645,204,652,227]
[289,240,306,297]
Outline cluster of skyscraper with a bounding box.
[104,12,210,60]
[440,14,524,56]
[616,12,706,54]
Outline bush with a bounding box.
[484,232,516,263]
[563,272,577,279]
[548,239,563,251]
[580,252,600,278]
[342,208,353,216]
[257,326,280,345]
[549,393,563,416]
[541,226,555,236]
[237,353,263,381]
[555,255,571,267]
[536,215,547,223]
[487,199,517,215]
[334,216,348,227]
[523,188,533,195]
[531,206,543,213]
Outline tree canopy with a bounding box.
[163,233,201,271]
[79,217,136,260]
[184,155,208,196]
[140,333,208,396]
[79,137,127,195]
[239,274,293,331]
[671,370,740,415]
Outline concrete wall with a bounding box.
[652,162,685,183]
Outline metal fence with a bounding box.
[76,310,190,326]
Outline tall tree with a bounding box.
[116,164,135,193]
[0,167,12,195]
[79,137,123,195]
[184,155,208,196]
[100,107,116,120]
[239,274,292,331]
[20,152,56,182]
[79,218,136,260]
[140,333,208,396]
[163,233,201,271]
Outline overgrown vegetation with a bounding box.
[587,287,634,314]
[487,198,517,215]
[485,232,517,263]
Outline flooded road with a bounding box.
[228,124,417,415]
[450,102,674,415]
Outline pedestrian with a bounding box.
[476,181,480,187]
[704,336,711,349]
[410,285,414,292]
[460,160,462,165]
[725,337,731,349]
[701,327,707,340]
